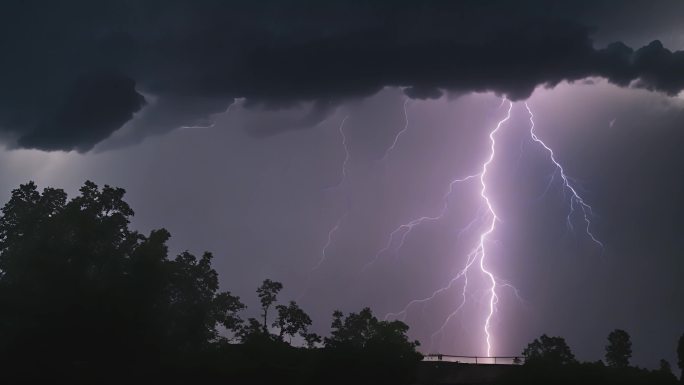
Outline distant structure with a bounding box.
[418,355,523,384]
[423,354,524,365]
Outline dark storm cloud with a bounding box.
[16,72,146,152]
[2,0,684,151]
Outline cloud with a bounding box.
[1,0,684,151]
[16,72,146,152]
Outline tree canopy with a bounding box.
[678,333,684,381]
[522,334,577,366]
[320,307,422,384]
[274,300,313,342]
[0,181,245,374]
[605,329,632,368]
[0,180,675,385]
[256,278,283,333]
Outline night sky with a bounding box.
[1,0,683,368]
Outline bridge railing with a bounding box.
[423,354,523,365]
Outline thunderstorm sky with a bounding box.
[1,0,684,368]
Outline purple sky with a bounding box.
[1,80,682,367]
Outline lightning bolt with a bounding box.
[525,103,603,249]
[312,115,351,271]
[382,101,602,357]
[383,100,513,357]
[311,214,346,271]
[367,97,604,358]
[311,98,418,274]
[298,115,352,301]
[328,115,351,190]
[380,98,411,161]
[364,97,463,272]
[362,172,479,272]
[475,100,511,357]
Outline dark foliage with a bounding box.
[678,333,684,381]
[0,181,678,385]
[606,329,633,368]
[0,181,245,380]
[320,307,423,385]
[504,360,680,385]
[256,278,283,333]
[521,334,577,366]
[501,333,679,385]
[660,359,677,381]
[274,300,313,343]
[0,181,420,383]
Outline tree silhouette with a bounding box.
[605,329,632,368]
[660,359,674,376]
[678,333,684,382]
[522,334,577,366]
[273,300,317,343]
[322,307,422,384]
[324,307,421,354]
[0,181,244,374]
[160,250,246,353]
[4,180,676,385]
[237,318,265,343]
[303,331,323,348]
[256,279,283,333]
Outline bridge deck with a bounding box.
[423,354,523,365]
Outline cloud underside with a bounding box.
[1,1,683,151]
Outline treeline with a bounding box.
[501,332,684,385]
[0,181,682,385]
[0,182,421,383]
